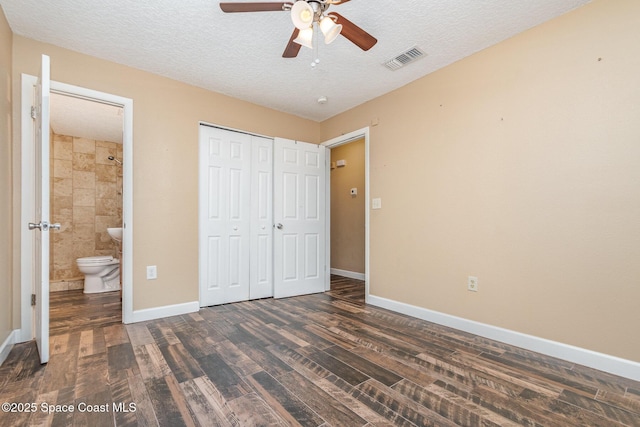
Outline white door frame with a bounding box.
[321,127,370,300]
[20,75,134,342]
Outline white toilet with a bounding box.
[76,255,121,293]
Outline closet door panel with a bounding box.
[250,136,274,299]
[200,126,251,306]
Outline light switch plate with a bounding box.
[372,198,382,209]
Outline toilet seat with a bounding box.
[77,255,117,266]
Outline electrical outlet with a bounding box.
[147,265,157,280]
[468,276,478,292]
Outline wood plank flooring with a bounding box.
[1,275,639,426]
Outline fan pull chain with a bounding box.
[311,22,320,68]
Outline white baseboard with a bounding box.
[367,295,640,382]
[129,301,199,324]
[330,268,365,281]
[0,330,20,367]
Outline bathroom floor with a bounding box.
[49,289,122,336]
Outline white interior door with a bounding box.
[273,138,326,298]
[199,126,252,306]
[31,55,51,364]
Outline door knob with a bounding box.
[28,221,60,231]
[276,223,283,230]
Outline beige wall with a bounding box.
[11,36,321,314]
[330,138,365,274]
[322,0,640,362]
[49,133,123,284]
[0,6,13,347]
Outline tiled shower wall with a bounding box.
[49,132,123,283]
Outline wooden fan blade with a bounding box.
[282,29,302,58]
[220,2,291,13]
[329,12,377,51]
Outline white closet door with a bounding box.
[199,126,252,306]
[273,138,326,298]
[250,136,273,299]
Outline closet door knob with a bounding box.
[276,223,283,230]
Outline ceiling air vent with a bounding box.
[383,46,426,71]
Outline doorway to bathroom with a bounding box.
[20,71,134,362]
[48,92,124,323]
[48,92,124,296]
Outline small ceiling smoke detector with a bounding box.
[317,96,328,104]
[383,46,427,71]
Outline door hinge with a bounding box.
[31,293,36,306]
[31,106,37,120]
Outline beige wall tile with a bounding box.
[73,152,96,172]
[73,188,95,207]
[96,181,116,199]
[53,159,72,178]
[53,177,72,198]
[96,144,116,165]
[73,170,96,189]
[95,231,114,250]
[96,140,116,149]
[50,134,123,284]
[52,196,72,216]
[96,198,117,216]
[73,137,95,154]
[73,223,94,243]
[51,227,72,245]
[52,236,73,275]
[73,206,96,224]
[95,164,117,182]
[50,281,69,292]
[52,135,73,160]
[73,241,95,260]
[68,280,84,290]
[96,249,115,257]
[51,219,72,238]
[95,215,119,232]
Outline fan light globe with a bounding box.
[293,27,314,49]
[320,16,342,44]
[291,1,314,30]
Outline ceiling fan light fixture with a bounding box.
[291,1,314,30]
[319,16,342,44]
[293,27,314,49]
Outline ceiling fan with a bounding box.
[219,1,378,58]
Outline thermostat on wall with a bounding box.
[336,159,347,167]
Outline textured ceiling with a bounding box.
[51,93,123,144]
[2,0,591,125]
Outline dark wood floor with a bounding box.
[1,276,639,426]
